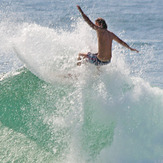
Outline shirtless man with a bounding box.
[77,5,139,66]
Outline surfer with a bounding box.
[77,5,139,66]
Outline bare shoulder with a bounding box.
[97,29,115,40]
[107,30,113,35]
[97,28,110,33]
[106,30,115,39]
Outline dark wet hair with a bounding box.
[95,18,107,29]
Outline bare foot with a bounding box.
[77,56,82,66]
[77,61,81,66]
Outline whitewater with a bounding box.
[0,0,163,162]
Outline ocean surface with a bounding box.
[0,0,163,162]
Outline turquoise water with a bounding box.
[0,0,163,162]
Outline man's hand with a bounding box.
[76,5,97,30]
[131,48,139,53]
[77,5,84,15]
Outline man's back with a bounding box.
[96,29,113,62]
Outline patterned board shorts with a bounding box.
[87,52,110,66]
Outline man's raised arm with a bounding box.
[77,5,98,30]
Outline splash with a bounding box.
[12,21,97,83]
[1,20,163,163]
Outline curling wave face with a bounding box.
[1,19,163,163]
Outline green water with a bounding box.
[0,68,114,162]
[0,69,71,162]
[0,69,55,162]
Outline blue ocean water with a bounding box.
[0,0,163,162]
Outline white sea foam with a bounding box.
[1,20,163,162]
[11,20,97,84]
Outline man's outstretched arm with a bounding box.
[112,33,139,53]
[77,5,98,30]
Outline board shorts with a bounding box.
[87,52,110,66]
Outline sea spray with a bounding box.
[95,74,163,162]
[12,21,97,84]
[1,18,163,163]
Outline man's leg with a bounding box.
[77,53,88,66]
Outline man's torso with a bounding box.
[96,29,113,62]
